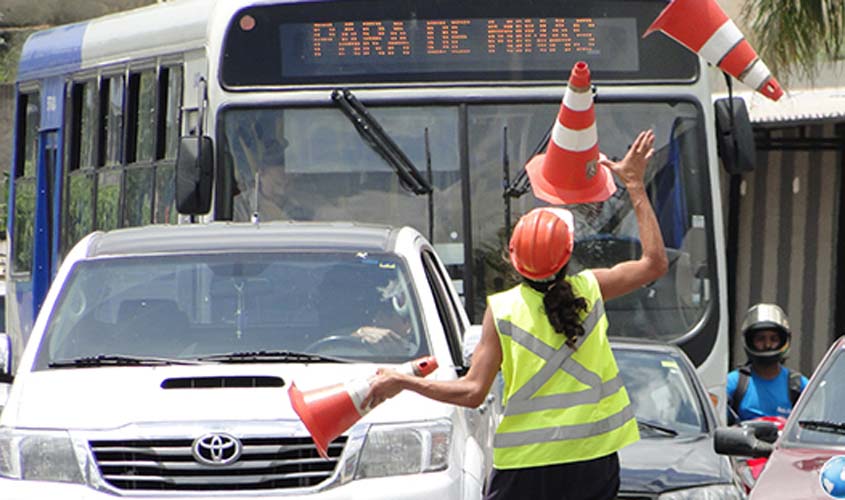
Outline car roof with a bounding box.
[83,221,404,258]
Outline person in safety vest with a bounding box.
[364,130,668,500]
[726,303,808,424]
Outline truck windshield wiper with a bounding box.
[331,88,432,195]
[196,350,351,364]
[49,354,202,368]
[798,420,845,435]
[637,418,679,437]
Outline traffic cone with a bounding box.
[288,356,438,459]
[525,61,617,205]
[643,0,783,101]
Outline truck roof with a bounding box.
[83,222,400,258]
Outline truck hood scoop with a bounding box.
[160,375,285,389]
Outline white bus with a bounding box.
[7,0,753,411]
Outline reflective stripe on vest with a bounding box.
[496,300,624,416]
[489,273,638,467]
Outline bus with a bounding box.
[6,0,753,413]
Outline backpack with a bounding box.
[728,363,803,420]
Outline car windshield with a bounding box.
[784,348,845,446]
[613,347,707,436]
[34,252,428,369]
[218,100,714,339]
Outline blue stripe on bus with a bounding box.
[17,22,86,82]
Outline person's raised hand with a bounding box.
[599,129,655,189]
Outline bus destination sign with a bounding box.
[279,17,639,80]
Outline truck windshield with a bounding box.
[217,100,713,341]
[34,252,427,369]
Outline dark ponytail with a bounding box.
[526,265,588,347]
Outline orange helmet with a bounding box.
[509,207,575,281]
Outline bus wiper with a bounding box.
[637,418,679,437]
[331,88,432,195]
[798,420,845,435]
[49,354,202,368]
[196,350,351,364]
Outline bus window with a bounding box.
[123,70,156,228]
[63,81,97,256]
[153,66,182,225]
[102,75,125,167]
[12,91,39,275]
[130,71,156,164]
[161,66,182,161]
[95,76,124,231]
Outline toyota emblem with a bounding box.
[192,432,242,466]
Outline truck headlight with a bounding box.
[658,484,745,500]
[355,420,451,479]
[0,428,85,483]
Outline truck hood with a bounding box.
[2,363,452,429]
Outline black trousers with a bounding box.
[484,452,620,500]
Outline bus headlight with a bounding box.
[0,428,85,483]
[354,420,451,479]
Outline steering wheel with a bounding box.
[305,334,375,354]
[572,235,694,336]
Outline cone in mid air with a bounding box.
[643,0,783,101]
[526,61,617,205]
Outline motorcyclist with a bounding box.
[726,303,808,424]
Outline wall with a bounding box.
[728,123,845,376]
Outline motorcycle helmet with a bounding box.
[741,303,791,364]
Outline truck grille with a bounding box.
[89,436,346,491]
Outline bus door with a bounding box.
[9,77,63,349]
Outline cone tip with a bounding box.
[568,61,591,89]
[413,356,439,377]
[760,78,784,101]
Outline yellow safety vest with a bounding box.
[488,270,639,469]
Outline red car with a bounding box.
[715,335,845,499]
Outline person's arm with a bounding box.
[363,307,502,409]
[592,130,669,301]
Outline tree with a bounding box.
[743,0,845,80]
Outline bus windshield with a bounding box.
[217,100,713,342]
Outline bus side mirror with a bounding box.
[176,136,214,215]
[714,97,756,175]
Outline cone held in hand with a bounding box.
[643,0,783,101]
[526,61,617,205]
[288,356,438,459]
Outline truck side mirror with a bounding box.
[176,136,214,215]
[714,97,756,175]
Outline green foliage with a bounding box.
[743,0,845,81]
[0,32,27,84]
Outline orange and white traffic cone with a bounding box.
[525,61,617,205]
[288,356,438,459]
[643,0,783,101]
